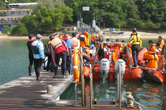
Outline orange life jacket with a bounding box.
[158,39,164,48]
[148,44,156,52]
[143,52,158,68]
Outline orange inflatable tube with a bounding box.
[72,49,80,84]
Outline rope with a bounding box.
[132,96,166,109]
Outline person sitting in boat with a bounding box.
[82,45,91,62]
[158,36,165,49]
[148,40,156,52]
[112,39,122,52]
[97,36,105,60]
[143,40,159,68]
[123,44,134,66]
[127,28,142,68]
[120,40,126,58]
[105,38,112,48]
[156,43,162,55]
[91,34,98,45]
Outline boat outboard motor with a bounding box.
[100,58,110,83]
[115,59,125,105]
[115,59,125,78]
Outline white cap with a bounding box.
[36,34,42,38]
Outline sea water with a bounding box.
[0,38,164,110]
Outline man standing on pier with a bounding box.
[127,28,142,67]
[32,34,45,80]
[27,34,35,76]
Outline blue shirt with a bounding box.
[65,39,72,49]
[31,39,45,59]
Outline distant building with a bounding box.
[9,3,38,8]
[0,2,38,31]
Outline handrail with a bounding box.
[117,64,122,109]
[89,64,94,109]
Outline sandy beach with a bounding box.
[103,31,166,39]
[0,30,166,40]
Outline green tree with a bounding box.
[21,15,38,34]
[2,25,12,34]
[11,22,28,35]
[0,0,8,9]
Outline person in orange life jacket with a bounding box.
[31,34,45,81]
[97,36,105,60]
[148,40,156,52]
[78,31,89,47]
[112,39,122,51]
[45,35,54,72]
[127,28,142,67]
[143,40,158,68]
[91,34,98,44]
[63,34,72,75]
[82,45,91,62]
[59,33,64,39]
[50,36,69,78]
[158,36,164,48]
[161,42,166,70]
[27,34,36,76]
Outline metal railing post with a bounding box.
[117,64,122,109]
[80,47,86,106]
[75,80,77,106]
[89,64,94,109]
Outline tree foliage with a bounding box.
[2,25,12,34]
[11,22,28,35]
[11,6,73,35]
[68,0,166,29]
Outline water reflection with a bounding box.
[61,79,165,110]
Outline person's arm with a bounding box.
[139,36,142,49]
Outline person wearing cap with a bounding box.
[127,28,142,67]
[27,34,36,76]
[31,34,45,80]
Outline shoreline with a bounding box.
[0,30,166,40]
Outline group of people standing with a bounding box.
[27,32,80,80]
[27,28,166,81]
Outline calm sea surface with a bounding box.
[0,38,164,110]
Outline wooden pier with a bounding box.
[0,70,140,110]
